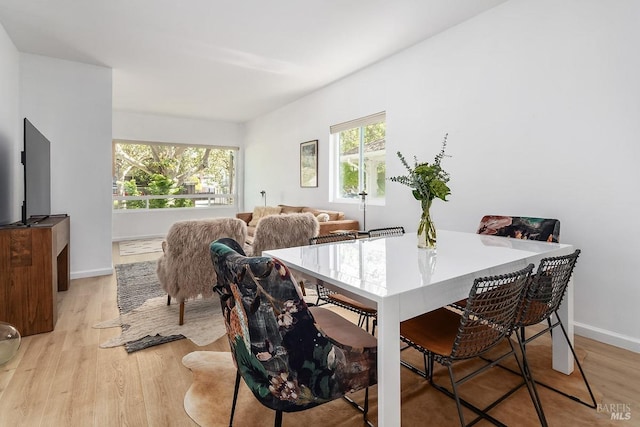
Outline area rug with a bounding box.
[182,351,380,427]
[118,238,164,256]
[93,260,226,352]
[181,343,605,426]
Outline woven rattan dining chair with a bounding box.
[308,233,356,306]
[210,238,377,427]
[308,232,356,245]
[308,233,378,334]
[399,264,546,427]
[451,215,561,312]
[367,226,405,238]
[495,249,595,417]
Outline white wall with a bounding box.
[112,111,244,240]
[0,24,20,225]
[245,0,640,352]
[20,54,113,279]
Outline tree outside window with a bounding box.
[112,140,237,210]
[332,113,386,203]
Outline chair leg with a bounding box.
[363,387,369,420]
[515,317,597,409]
[512,337,548,426]
[447,365,467,427]
[229,370,241,426]
[423,353,428,378]
[500,319,597,410]
[167,294,171,306]
[400,347,430,379]
[426,348,516,427]
[552,316,597,408]
[274,410,283,427]
[342,388,375,427]
[179,300,185,325]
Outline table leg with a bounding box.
[377,295,401,426]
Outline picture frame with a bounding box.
[300,139,318,188]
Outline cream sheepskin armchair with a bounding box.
[249,212,319,256]
[157,217,247,325]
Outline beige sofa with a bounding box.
[237,204,359,244]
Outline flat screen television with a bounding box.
[21,118,51,225]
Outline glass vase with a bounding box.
[0,322,21,365]
[417,199,436,249]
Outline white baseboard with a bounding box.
[113,234,165,243]
[70,267,113,280]
[574,321,640,353]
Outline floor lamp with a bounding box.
[358,190,367,231]
[260,190,266,207]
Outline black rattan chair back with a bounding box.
[308,232,376,334]
[309,232,356,245]
[308,232,354,304]
[518,249,580,327]
[367,226,405,238]
[449,264,534,361]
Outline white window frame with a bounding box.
[330,112,386,205]
[112,139,239,211]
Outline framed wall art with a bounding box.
[300,139,318,187]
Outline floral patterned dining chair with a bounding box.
[209,238,377,427]
[477,215,560,243]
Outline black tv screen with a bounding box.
[22,118,51,225]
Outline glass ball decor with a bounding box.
[0,322,21,365]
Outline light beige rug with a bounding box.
[94,295,225,349]
[119,238,164,256]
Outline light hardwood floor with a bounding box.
[0,243,638,426]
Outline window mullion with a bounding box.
[359,126,365,193]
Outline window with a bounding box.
[112,140,237,210]
[330,112,386,204]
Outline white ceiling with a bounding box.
[0,0,506,123]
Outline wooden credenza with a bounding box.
[0,215,70,336]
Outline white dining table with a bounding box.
[264,229,576,426]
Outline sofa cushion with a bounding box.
[301,207,344,221]
[248,206,282,227]
[316,213,330,222]
[278,204,305,214]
